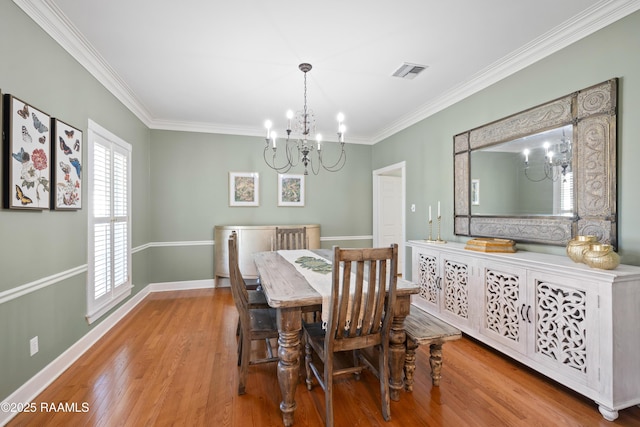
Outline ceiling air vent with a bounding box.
[392,62,427,79]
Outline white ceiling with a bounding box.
[15,0,640,144]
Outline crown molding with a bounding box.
[370,0,640,144]
[149,119,373,144]
[14,0,640,144]
[12,0,155,126]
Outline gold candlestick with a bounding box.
[425,220,444,243]
[426,220,436,242]
[435,215,446,244]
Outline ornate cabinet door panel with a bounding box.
[411,248,441,314]
[439,252,474,328]
[527,270,599,388]
[479,262,528,354]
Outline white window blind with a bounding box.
[560,172,574,214]
[87,120,132,323]
[552,170,574,215]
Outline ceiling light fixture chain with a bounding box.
[263,63,346,175]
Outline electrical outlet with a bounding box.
[411,204,416,212]
[30,336,38,356]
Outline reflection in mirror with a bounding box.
[454,78,617,246]
[471,124,573,217]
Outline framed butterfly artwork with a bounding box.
[2,94,52,210]
[51,119,82,210]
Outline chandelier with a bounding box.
[522,129,572,182]
[263,63,346,175]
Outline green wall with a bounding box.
[374,10,640,268]
[0,2,152,401]
[147,130,374,283]
[3,0,640,408]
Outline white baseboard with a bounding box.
[149,279,215,292]
[0,279,213,426]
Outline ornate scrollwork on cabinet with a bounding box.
[535,281,587,375]
[485,269,521,342]
[417,253,438,304]
[409,240,640,421]
[443,260,469,319]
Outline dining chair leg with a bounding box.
[304,342,313,390]
[237,330,243,367]
[238,332,251,395]
[353,350,361,380]
[379,343,391,421]
[324,358,334,427]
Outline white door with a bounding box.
[378,175,403,270]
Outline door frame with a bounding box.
[373,161,406,277]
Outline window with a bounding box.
[553,170,574,215]
[86,120,132,324]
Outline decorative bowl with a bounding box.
[566,235,599,263]
[583,244,620,270]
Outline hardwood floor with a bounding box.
[7,288,640,426]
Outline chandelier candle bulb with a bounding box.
[438,201,441,218]
[265,120,272,139]
[286,110,293,131]
[429,205,432,222]
[271,131,277,148]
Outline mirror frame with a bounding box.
[454,78,617,247]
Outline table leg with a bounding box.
[277,307,302,427]
[429,343,443,386]
[389,295,411,401]
[403,337,418,392]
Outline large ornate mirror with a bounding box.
[454,78,617,247]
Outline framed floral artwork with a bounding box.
[51,119,83,209]
[278,173,304,207]
[229,172,259,206]
[3,94,51,210]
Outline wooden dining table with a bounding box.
[253,249,420,427]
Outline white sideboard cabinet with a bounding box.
[214,224,320,282]
[408,240,640,421]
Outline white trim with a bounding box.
[369,0,640,143]
[147,240,214,248]
[0,265,87,305]
[1,236,370,306]
[13,0,640,144]
[149,279,215,292]
[85,285,134,324]
[11,0,154,128]
[320,235,373,241]
[0,284,151,427]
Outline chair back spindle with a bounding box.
[275,227,308,250]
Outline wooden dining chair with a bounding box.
[228,232,279,395]
[302,244,399,426]
[275,226,308,250]
[274,227,320,323]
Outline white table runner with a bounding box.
[277,249,372,329]
[277,250,333,325]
